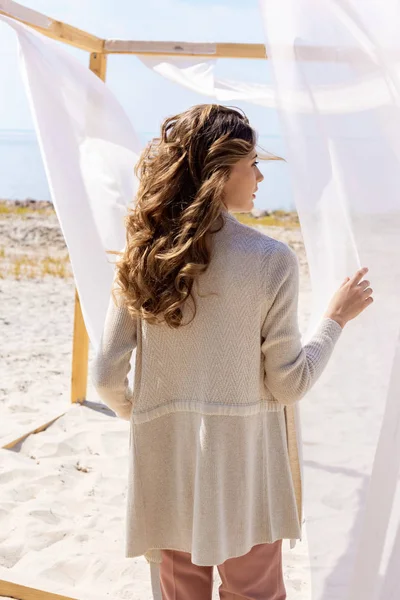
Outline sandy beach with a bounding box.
[0,201,312,599]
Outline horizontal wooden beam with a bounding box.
[0,578,77,600]
[104,40,372,62]
[0,1,103,53]
[104,39,268,59]
[0,401,110,451]
[216,43,267,60]
[1,410,68,450]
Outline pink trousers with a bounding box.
[159,540,286,600]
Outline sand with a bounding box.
[0,202,312,599]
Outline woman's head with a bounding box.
[109,103,280,328]
[156,104,264,213]
[137,103,264,217]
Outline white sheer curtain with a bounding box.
[138,55,396,113]
[0,14,142,350]
[258,2,400,600]
[2,4,400,599]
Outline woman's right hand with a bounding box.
[324,267,374,329]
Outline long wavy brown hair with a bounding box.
[108,103,281,329]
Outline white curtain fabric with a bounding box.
[138,55,281,106]
[2,4,400,599]
[139,55,398,113]
[0,0,51,28]
[0,14,142,350]
[258,2,400,600]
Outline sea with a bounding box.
[0,129,295,211]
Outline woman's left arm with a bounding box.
[91,291,137,421]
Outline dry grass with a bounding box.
[41,256,70,278]
[0,249,72,280]
[0,202,71,279]
[0,200,54,218]
[236,211,300,229]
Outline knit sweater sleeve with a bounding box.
[261,242,343,405]
[90,291,137,421]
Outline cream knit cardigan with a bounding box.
[91,210,343,566]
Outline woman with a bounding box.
[91,104,373,600]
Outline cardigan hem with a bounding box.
[128,532,302,566]
[131,398,284,424]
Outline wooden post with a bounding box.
[89,51,108,80]
[71,288,89,404]
[70,52,107,404]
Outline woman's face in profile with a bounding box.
[223,150,264,213]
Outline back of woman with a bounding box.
[91,104,373,600]
[132,215,289,414]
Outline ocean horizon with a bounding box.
[0,129,295,211]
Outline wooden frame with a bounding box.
[0,1,103,52]
[0,579,77,600]
[0,2,266,58]
[104,39,267,59]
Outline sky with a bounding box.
[0,0,293,208]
